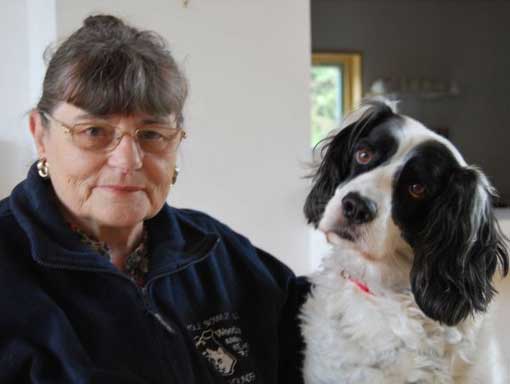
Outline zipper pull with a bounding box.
[153,312,175,334]
[141,286,175,334]
[141,286,154,314]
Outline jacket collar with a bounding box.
[10,162,219,277]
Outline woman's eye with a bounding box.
[84,126,108,137]
[355,148,373,165]
[408,183,427,199]
[138,130,165,141]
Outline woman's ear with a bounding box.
[29,110,48,158]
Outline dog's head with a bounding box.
[305,98,509,326]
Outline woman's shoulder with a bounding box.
[0,197,24,243]
[0,197,36,288]
[0,196,12,218]
[170,206,296,279]
[171,207,247,242]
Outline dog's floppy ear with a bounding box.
[304,99,396,227]
[304,125,356,227]
[411,167,509,326]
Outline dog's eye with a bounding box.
[409,183,426,199]
[355,148,373,165]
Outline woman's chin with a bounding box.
[89,200,152,228]
[95,211,147,228]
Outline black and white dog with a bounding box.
[300,98,509,383]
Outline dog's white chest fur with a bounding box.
[300,257,494,384]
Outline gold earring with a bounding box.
[172,167,180,184]
[37,158,49,179]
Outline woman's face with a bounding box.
[30,102,182,229]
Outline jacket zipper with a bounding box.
[136,238,221,336]
[33,237,220,336]
[34,259,176,334]
[141,286,175,334]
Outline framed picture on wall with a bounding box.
[311,52,362,146]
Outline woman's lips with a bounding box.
[97,185,145,193]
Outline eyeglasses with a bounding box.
[40,111,186,154]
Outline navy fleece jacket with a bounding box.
[0,164,307,383]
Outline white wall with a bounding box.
[0,0,56,198]
[1,1,28,145]
[56,0,312,274]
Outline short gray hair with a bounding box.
[37,14,188,127]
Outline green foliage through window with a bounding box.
[311,65,343,147]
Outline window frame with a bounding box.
[312,52,363,115]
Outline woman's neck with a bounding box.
[61,207,144,269]
[89,223,144,268]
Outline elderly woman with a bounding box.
[0,15,304,384]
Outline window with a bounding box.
[311,53,362,146]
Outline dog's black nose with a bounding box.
[342,192,377,224]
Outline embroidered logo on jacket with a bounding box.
[188,312,256,383]
[195,329,237,375]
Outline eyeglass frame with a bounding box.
[39,110,187,154]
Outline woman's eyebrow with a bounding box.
[73,112,107,122]
[72,114,174,126]
[138,118,179,129]
[140,117,172,125]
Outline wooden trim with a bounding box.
[312,52,363,114]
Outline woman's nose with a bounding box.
[107,133,143,172]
